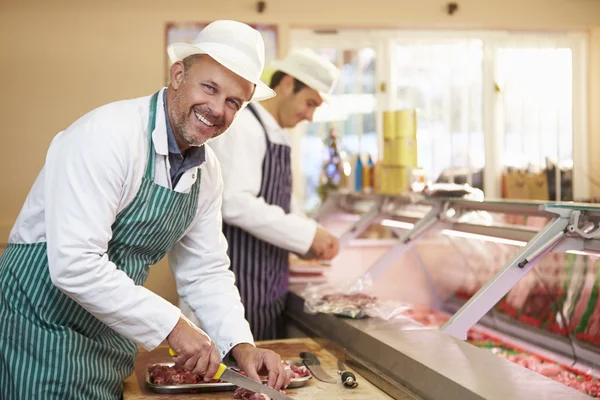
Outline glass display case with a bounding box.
[308,191,600,397]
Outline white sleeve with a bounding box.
[291,196,306,216]
[168,152,254,358]
[209,112,317,255]
[45,111,181,351]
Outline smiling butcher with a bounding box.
[0,20,291,400]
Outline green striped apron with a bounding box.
[0,91,201,400]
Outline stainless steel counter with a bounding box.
[285,285,591,400]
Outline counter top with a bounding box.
[285,285,592,400]
[123,338,395,400]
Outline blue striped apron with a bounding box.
[223,104,292,341]
[0,92,201,400]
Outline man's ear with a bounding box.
[170,61,185,90]
[279,74,295,96]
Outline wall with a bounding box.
[590,28,600,197]
[1,0,600,304]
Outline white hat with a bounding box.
[167,20,276,101]
[269,49,340,101]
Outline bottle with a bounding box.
[368,155,375,191]
[362,154,375,193]
[355,155,363,193]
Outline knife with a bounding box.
[299,351,337,384]
[169,348,294,400]
[337,359,358,388]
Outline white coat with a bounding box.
[8,88,254,357]
[208,102,317,254]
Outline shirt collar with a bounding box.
[250,101,284,131]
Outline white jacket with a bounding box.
[208,102,317,255]
[8,88,253,357]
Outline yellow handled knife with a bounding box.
[168,348,294,400]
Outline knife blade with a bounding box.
[299,351,337,384]
[337,360,358,388]
[217,367,295,400]
[169,348,294,400]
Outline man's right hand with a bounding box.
[309,227,339,260]
[167,315,222,382]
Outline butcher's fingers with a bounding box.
[204,347,222,382]
[167,315,223,380]
[283,367,294,389]
[192,347,212,379]
[274,362,288,390]
[183,352,201,371]
[264,355,285,389]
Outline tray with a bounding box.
[146,361,312,394]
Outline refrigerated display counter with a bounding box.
[285,192,600,399]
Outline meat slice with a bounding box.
[233,388,271,400]
[289,364,311,378]
[148,364,220,385]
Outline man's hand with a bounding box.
[167,315,221,382]
[231,343,293,390]
[309,227,340,260]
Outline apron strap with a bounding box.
[247,103,270,148]
[144,91,160,180]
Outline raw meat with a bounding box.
[234,388,288,400]
[569,258,596,332]
[398,307,450,328]
[570,258,600,346]
[289,364,311,378]
[467,331,600,397]
[320,293,378,308]
[233,388,271,400]
[148,364,220,385]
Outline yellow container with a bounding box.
[383,111,397,140]
[383,137,418,167]
[378,165,411,195]
[395,109,417,138]
[383,143,392,165]
[399,136,418,167]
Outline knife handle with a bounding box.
[169,348,227,380]
[341,371,358,388]
[300,351,320,365]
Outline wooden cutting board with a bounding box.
[123,338,393,400]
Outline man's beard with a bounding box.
[171,98,223,148]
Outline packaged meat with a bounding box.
[233,388,271,400]
[302,282,413,320]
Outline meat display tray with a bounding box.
[146,361,312,394]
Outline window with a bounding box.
[290,29,588,212]
[296,46,378,211]
[393,39,484,182]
